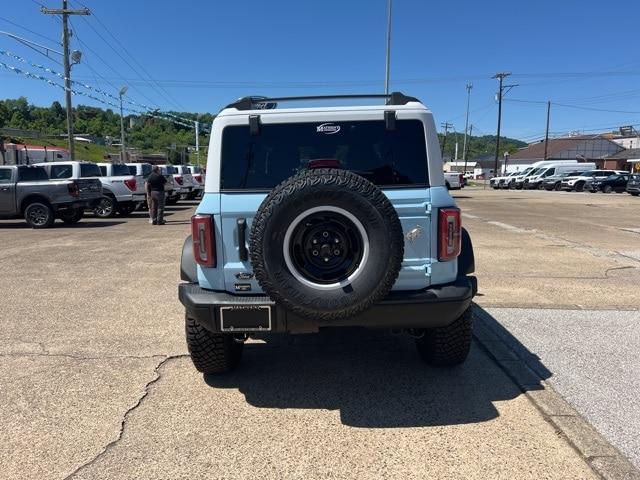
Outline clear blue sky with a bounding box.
[2,0,640,142]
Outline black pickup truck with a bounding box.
[0,165,102,228]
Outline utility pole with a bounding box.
[119,86,128,162]
[195,120,200,167]
[462,83,472,162]
[41,1,90,162]
[492,72,517,177]
[384,0,393,94]
[440,122,453,159]
[543,100,551,160]
[463,124,473,177]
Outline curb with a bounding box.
[472,306,640,480]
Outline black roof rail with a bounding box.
[224,92,421,111]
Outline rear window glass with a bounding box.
[111,164,131,176]
[142,164,152,177]
[17,166,49,181]
[220,120,429,190]
[51,164,73,179]
[164,166,177,175]
[81,163,102,177]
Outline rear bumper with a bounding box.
[179,276,477,334]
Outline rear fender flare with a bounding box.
[457,227,475,275]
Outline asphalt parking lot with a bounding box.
[1,189,638,479]
[456,186,640,470]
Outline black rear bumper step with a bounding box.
[179,276,477,334]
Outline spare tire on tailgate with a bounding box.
[249,168,404,321]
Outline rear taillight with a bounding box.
[124,178,137,191]
[67,182,80,198]
[175,176,184,185]
[438,207,461,261]
[194,175,202,183]
[192,215,216,267]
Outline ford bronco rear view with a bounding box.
[178,93,477,373]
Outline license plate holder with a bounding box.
[220,306,271,332]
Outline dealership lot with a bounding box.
[1,191,638,479]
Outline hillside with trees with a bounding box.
[437,131,527,161]
[0,97,213,162]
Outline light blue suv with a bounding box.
[179,93,477,374]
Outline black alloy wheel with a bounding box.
[288,210,365,286]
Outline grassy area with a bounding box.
[15,137,115,163]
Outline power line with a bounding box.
[70,0,184,110]
[0,15,61,45]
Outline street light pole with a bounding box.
[41,1,90,161]
[384,0,392,94]
[119,86,128,162]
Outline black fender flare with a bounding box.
[181,235,197,282]
[457,227,475,275]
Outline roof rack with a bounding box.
[224,92,420,111]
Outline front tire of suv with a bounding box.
[185,316,243,374]
[415,307,473,367]
[575,181,585,192]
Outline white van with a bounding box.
[523,162,596,189]
[512,160,580,189]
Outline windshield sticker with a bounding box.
[316,123,341,135]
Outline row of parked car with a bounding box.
[0,161,205,228]
[490,160,639,195]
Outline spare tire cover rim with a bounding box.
[283,206,369,291]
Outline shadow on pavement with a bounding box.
[205,318,552,428]
[0,220,126,229]
[472,306,552,380]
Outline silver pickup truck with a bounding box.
[0,165,102,228]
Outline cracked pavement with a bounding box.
[1,190,636,479]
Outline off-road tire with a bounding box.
[24,201,55,229]
[415,307,473,366]
[59,207,84,224]
[250,168,404,322]
[185,316,243,374]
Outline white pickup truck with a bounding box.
[37,161,145,218]
[186,165,205,199]
[443,171,463,190]
[96,163,147,216]
[161,164,196,200]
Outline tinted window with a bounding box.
[17,166,49,181]
[127,165,137,175]
[99,166,107,176]
[82,163,101,177]
[142,164,152,177]
[111,164,131,176]
[0,168,12,183]
[51,164,73,179]
[220,120,429,190]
